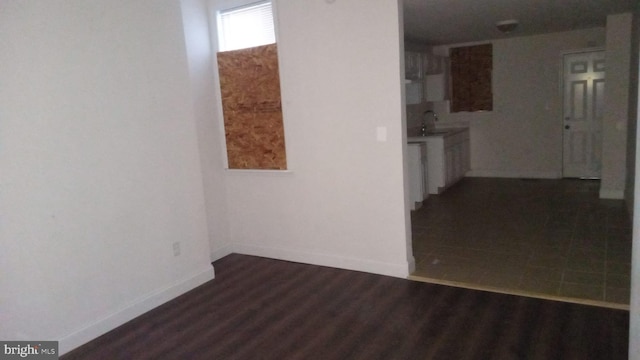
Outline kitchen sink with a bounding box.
[426,129,452,135]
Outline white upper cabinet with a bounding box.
[405,51,449,103]
[426,74,447,102]
[405,51,422,80]
[423,53,449,102]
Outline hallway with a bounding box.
[410,177,632,308]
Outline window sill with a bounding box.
[224,169,294,177]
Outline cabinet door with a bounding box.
[454,144,463,181]
[426,138,445,194]
[405,52,422,80]
[445,146,455,186]
[462,139,470,173]
[408,145,422,209]
[421,162,429,199]
[420,146,429,200]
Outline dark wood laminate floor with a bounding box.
[63,254,629,359]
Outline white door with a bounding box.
[562,50,605,178]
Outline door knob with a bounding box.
[565,125,570,129]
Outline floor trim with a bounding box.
[59,266,215,355]
[408,274,630,311]
[233,244,413,279]
[599,188,625,199]
[466,170,561,179]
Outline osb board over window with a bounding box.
[217,44,287,170]
[450,44,493,112]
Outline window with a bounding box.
[449,44,493,112]
[215,1,286,170]
[217,1,275,52]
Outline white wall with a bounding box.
[601,13,633,199]
[180,0,231,260]
[0,1,214,354]
[432,28,606,179]
[209,0,413,277]
[626,3,640,216]
[629,4,640,358]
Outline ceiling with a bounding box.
[403,0,636,45]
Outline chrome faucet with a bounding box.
[424,110,438,121]
[421,110,438,136]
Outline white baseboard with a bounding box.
[209,243,234,262]
[232,243,413,279]
[407,255,416,274]
[59,266,215,355]
[599,188,624,199]
[466,169,561,179]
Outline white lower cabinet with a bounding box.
[425,129,470,194]
[407,143,428,210]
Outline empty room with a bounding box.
[2,0,639,359]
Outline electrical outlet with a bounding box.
[376,126,387,142]
[172,242,181,257]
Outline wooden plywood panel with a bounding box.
[450,44,492,112]
[217,44,287,170]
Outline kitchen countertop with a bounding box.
[407,127,468,142]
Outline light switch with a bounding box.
[376,126,387,142]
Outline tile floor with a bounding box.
[410,177,632,307]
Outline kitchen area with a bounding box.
[401,1,635,308]
[405,49,470,210]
